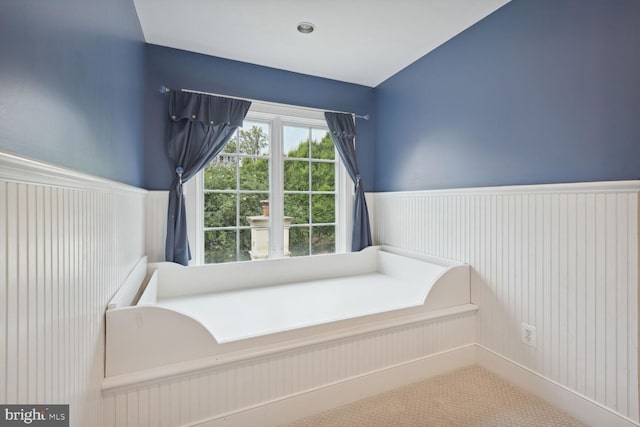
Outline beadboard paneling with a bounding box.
[103,311,475,427]
[145,191,168,263]
[371,181,640,422]
[0,152,146,427]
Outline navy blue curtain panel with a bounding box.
[324,112,372,252]
[166,91,251,265]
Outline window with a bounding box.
[283,124,337,257]
[185,103,351,265]
[202,119,271,263]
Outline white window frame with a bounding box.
[184,102,353,265]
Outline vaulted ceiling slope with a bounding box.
[133,0,511,87]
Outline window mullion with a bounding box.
[270,116,284,258]
[308,128,313,255]
[235,134,241,261]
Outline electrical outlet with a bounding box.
[521,323,537,348]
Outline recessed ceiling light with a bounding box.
[297,22,315,34]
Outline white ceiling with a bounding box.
[133,0,510,88]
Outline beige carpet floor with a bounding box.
[282,365,584,427]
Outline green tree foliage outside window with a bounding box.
[204,125,336,263]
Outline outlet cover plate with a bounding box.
[521,323,537,348]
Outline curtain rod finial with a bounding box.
[159,85,170,94]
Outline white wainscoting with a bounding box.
[0,151,146,427]
[371,181,640,422]
[102,310,475,427]
[145,191,168,263]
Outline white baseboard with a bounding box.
[475,345,639,427]
[191,344,476,427]
[187,344,638,427]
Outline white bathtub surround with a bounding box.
[102,246,474,426]
[371,180,640,424]
[104,246,470,378]
[0,151,146,427]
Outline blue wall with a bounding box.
[144,45,376,190]
[0,0,145,186]
[375,0,640,191]
[6,0,636,192]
